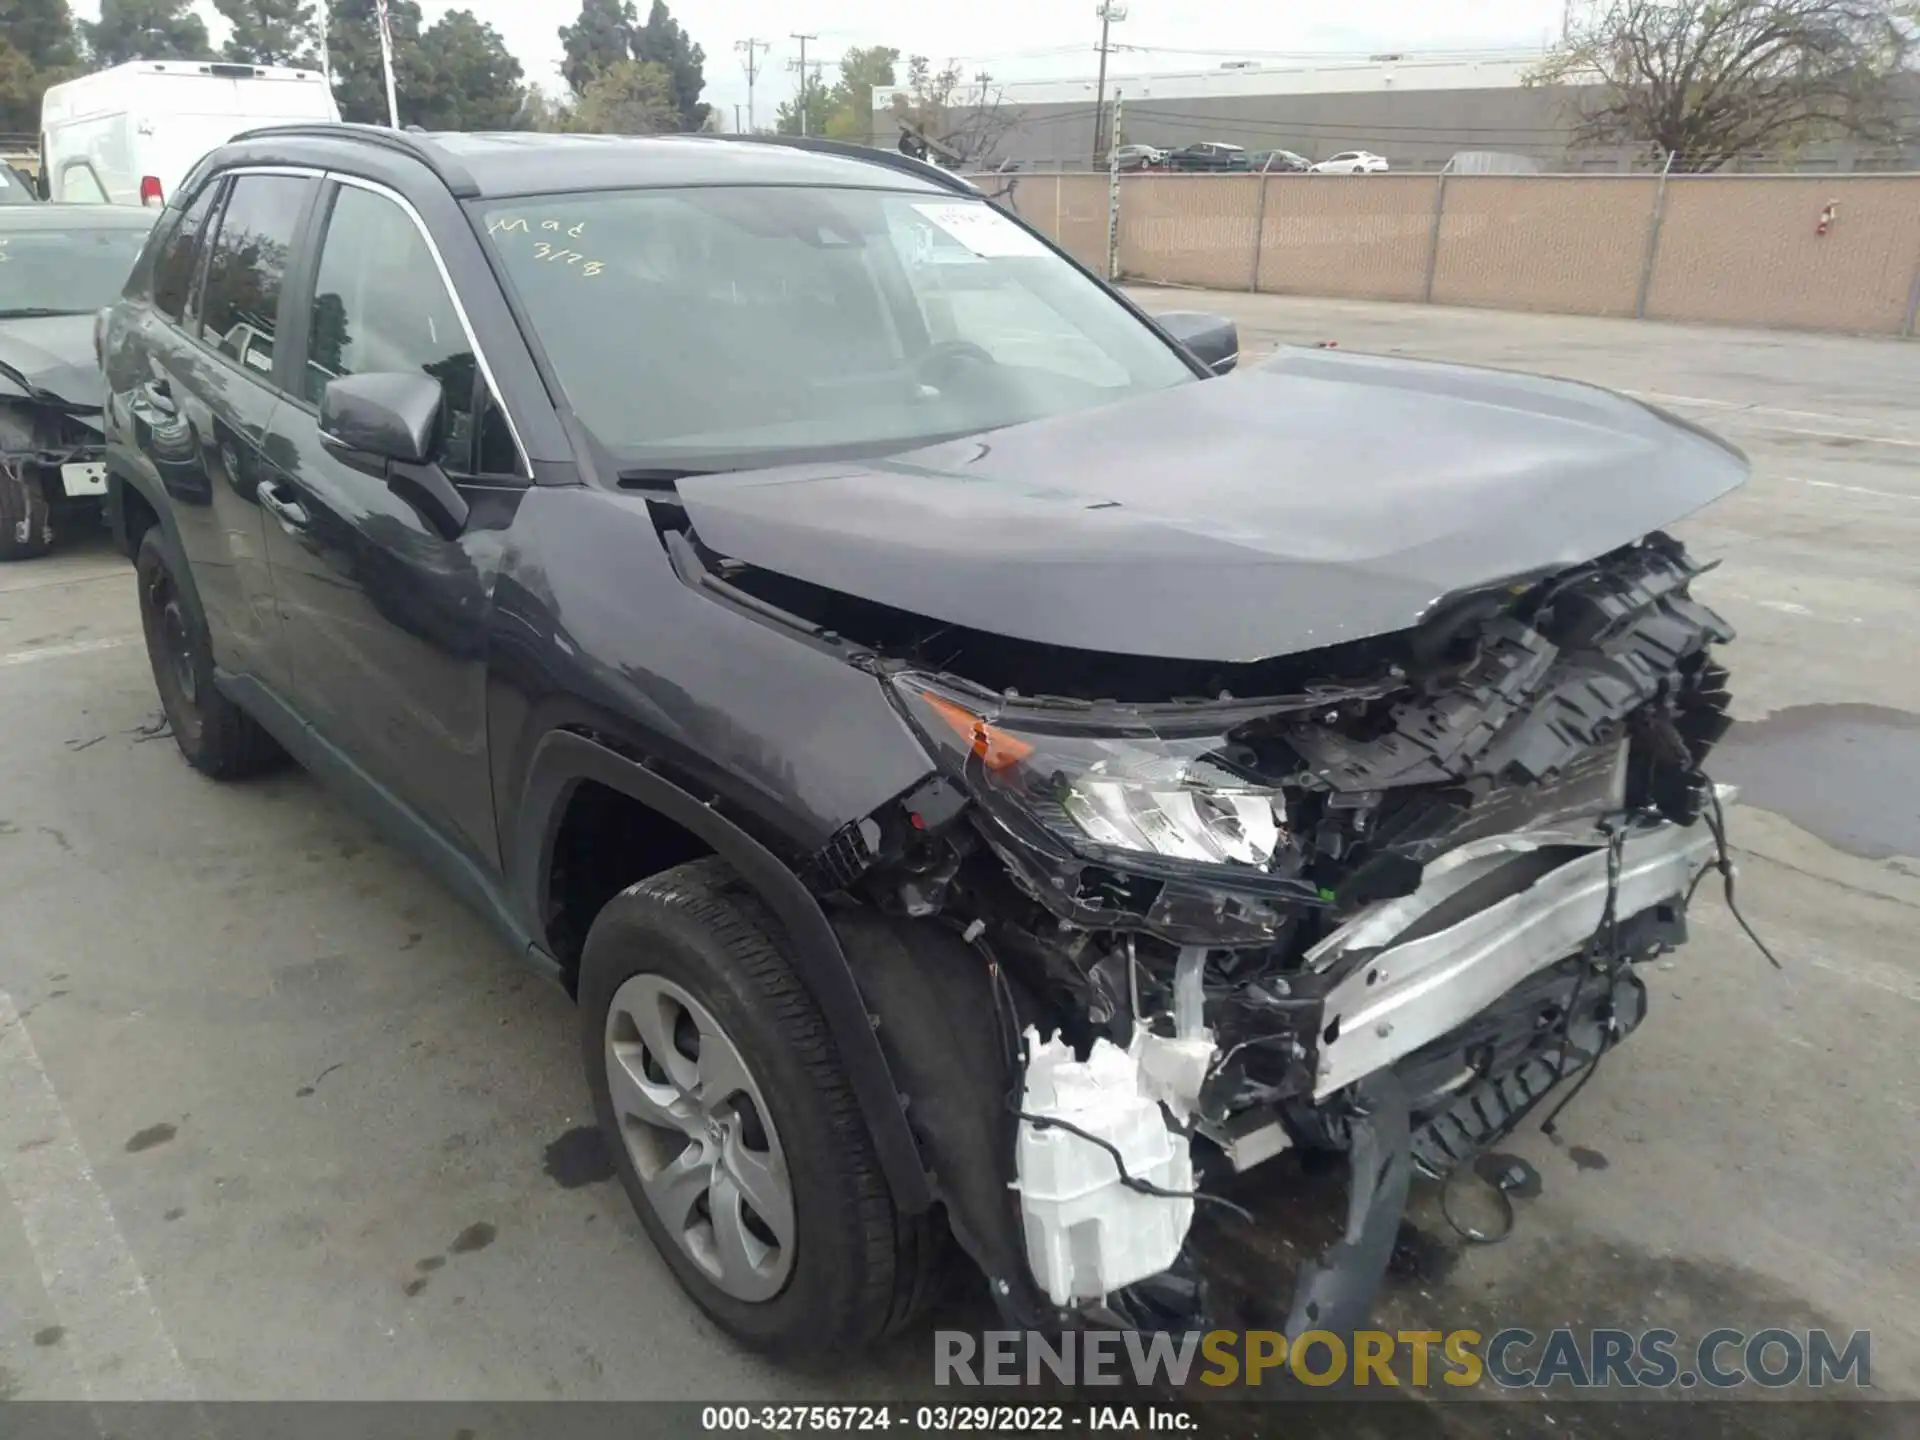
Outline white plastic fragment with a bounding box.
[1013,1027,1195,1307]
[1128,1030,1215,1125]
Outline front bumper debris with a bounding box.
[1307,787,1733,1099]
[1281,1069,1412,1340]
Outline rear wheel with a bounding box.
[0,469,53,561]
[579,857,941,1355]
[135,528,284,778]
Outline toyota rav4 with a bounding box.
[100,124,1750,1356]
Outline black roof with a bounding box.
[218,124,977,202]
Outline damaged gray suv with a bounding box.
[101,125,1749,1354]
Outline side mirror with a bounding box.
[1157,311,1240,376]
[319,371,470,537]
[319,371,441,465]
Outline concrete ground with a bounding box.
[1,293,1915,1431]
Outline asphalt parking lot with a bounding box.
[1,291,1915,1430]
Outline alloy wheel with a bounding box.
[144,564,200,715]
[604,973,796,1302]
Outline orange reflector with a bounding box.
[922,691,1034,773]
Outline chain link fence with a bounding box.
[974,169,1920,337]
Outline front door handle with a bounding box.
[259,483,310,532]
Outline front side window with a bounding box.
[305,184,510,474]
[479,185,1195,469]
[0,216,154,318]
[198,173,310,375]
[152,181,221,320]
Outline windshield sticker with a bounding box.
[910,202,1048,259]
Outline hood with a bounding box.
[0,315,104,411]
[674,347,1749,663]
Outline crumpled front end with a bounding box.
[659,475,1743,1336]
[2,389,107,552]
[828,531,1737,1336]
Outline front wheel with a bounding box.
[579,857,942,1355]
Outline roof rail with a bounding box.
[223,122,481,197]
[709,133,981,196]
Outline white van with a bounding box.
[39,61,341,208]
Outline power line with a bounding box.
[735,38,769,132]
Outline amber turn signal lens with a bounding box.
[921,691,1034,773]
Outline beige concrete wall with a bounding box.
[1118,175,1264,290]
[970,170,1920,335]
[1645,176,1920,334]
[1431,175,1659,318]
[1254,175,1437,302]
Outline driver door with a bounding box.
[256,178,526,867]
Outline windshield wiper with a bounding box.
[0,307,92,320]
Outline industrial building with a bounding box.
[871,49,1920,173]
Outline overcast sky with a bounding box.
[75,0,1571,127]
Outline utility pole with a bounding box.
[373,0,400,128]
[735,38,769,132]
[1106,90,1123,280]
[735,103,743,132]
[789,33,817,135]
[1090,1,1127,168]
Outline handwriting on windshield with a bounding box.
[486,216,604,276]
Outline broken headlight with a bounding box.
[891,674,1292,872]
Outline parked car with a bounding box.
[1167,142,1249,172]
[1114,144,1166,172]
[1311,150,1390,173]
[1246,149,1311,173]
[103,125,1750,1357]
[39,60,339,208]
[1444,150,1544,175]
[0,203,156,558]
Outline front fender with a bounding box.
[509,728,935,1216]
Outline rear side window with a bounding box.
[198,173,311,374]
[152,181,221,320]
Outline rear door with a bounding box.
[114,170,316,693]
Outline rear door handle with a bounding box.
[260,482,310,531]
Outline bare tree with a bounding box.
[888,56,1023,169]
[1534,0,1916,170]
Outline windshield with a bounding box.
[479,185,1195,467]
[0,220,150,314]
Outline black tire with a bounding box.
[135,528,284,779]
[0,469,53,561]
[579,856,941,1356]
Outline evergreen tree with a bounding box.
[557,0,635,96]
[215,0,321,68]
[631,0,706,131]
[82,0,210,65]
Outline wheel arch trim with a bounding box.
[512,728,935,1215]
